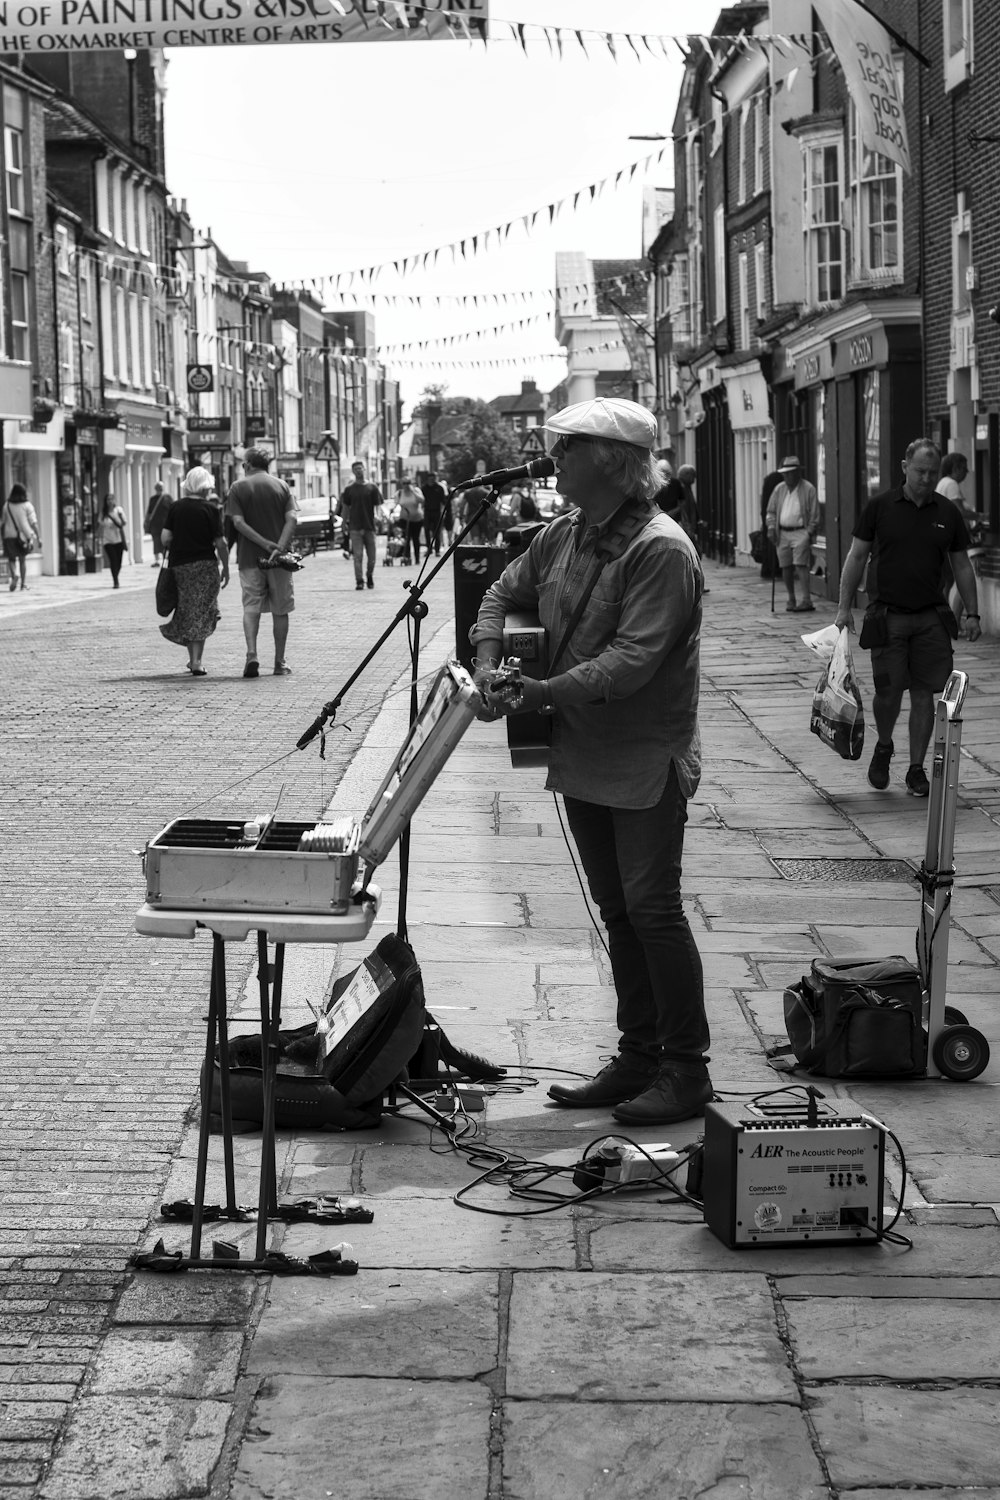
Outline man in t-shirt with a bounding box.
[226,447,297,677]
[338,460,383,590]
[835,436,981,797]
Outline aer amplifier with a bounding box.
[702,1097,885,1248]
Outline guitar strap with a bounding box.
[548,499,656,675]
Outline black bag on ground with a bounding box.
[209,933,427,1130]
[773,955,926,1078]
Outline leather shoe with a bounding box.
[549,1057,657,1109]
[611,1067,713,1125]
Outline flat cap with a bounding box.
[546,397,658,450]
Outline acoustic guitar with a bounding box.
[501,611,551,768]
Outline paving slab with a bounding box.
[38,1395,232,1500]
[88,1327,244,1397]
[587,1218,1000,1276]
[501,1399,828,1500]
[785,1296,1000,1378]
[230,1376,491,1500]
[248,1269,497,1378]
[113,1273,255,1326]
[810,1386,1000,1488]
[280,1195,578,1271]
[506,1270,794,1402]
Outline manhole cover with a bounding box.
[773,858,915,882]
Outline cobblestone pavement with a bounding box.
[0,544,447,1494]
[3,547,1000,1499]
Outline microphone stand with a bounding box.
[296,484,506,945]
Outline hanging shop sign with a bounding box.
[0,1,488,55]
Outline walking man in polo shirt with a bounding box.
[835,436,982,797]
[226,447,297,677]
[765,455,820,612]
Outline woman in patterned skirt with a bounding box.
[159,467,230,675]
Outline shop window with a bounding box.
[737,252,750,350]
[56,226,71,276]
[737,100,750,204]
[713,204,726,324]
[4,125,25,215]
[10,271,28,361]
[944,0,973,91]
[803,138,844,305]
[753,94,766,197]
[849,104,901,283]
[754,242,768,325]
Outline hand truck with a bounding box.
[916,669,990,1080]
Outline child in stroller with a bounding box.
[383,520,408,566]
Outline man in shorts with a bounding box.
[835,437,982,797]
[765,455,820,612]
[226,447,297,677]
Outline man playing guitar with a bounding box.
[471,398,711,1126]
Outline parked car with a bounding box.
[293,492,336,554]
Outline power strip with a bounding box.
[573,1138,681,1191]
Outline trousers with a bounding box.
[563,763,710,1072]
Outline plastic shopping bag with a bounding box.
[810,627,865,761]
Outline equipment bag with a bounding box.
[770,955,926,1078]
[209,933,427,1130]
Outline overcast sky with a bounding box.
[162,0,722,411]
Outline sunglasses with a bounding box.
[548,434,598,457]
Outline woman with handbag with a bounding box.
[1,482,40,592]
[100,493,129,588]
[159,466,230,676]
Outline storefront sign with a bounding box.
[833,325,889,377]
[794,345,834,389]
[103,428,126,458]
[188,417,232,435]
[721,368,771,431]
[245,416,268,438]
[0,1,488,54]
[0,359,32,420]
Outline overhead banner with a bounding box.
[812,0,911,175]
[0,0,487,54]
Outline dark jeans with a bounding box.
[423,515,442,555]
[103,542,125,585]
[350,528,376,582]
[403,520,423,563]
[563,764,710,1073]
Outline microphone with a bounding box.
[452,455,555,493]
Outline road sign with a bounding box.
[315,435,339,462]
[519,427,546,454]
[186,364,213,394]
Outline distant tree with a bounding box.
[441,401,521,488]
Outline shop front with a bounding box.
[779,303,920,599]
[111,401,167,566]
[57,415,103,575]
[2,408,66,580]
[721,359,773,566]
[692,357,735,564]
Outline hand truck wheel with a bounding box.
[931,1024,990,1081]
[944,1005,968,1026]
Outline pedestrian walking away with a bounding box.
[471,396,712,1126]
[395,480,424,565]
[420,470,446,556]
[144,480,171,566]
[159,466,231,675]
[835,436,982,798]
[658,463,707,591]
[226,447,297,676]
[765,455,820,611]
[338,460,383,589]
[99,493,128,588]
[1,482,40,592]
